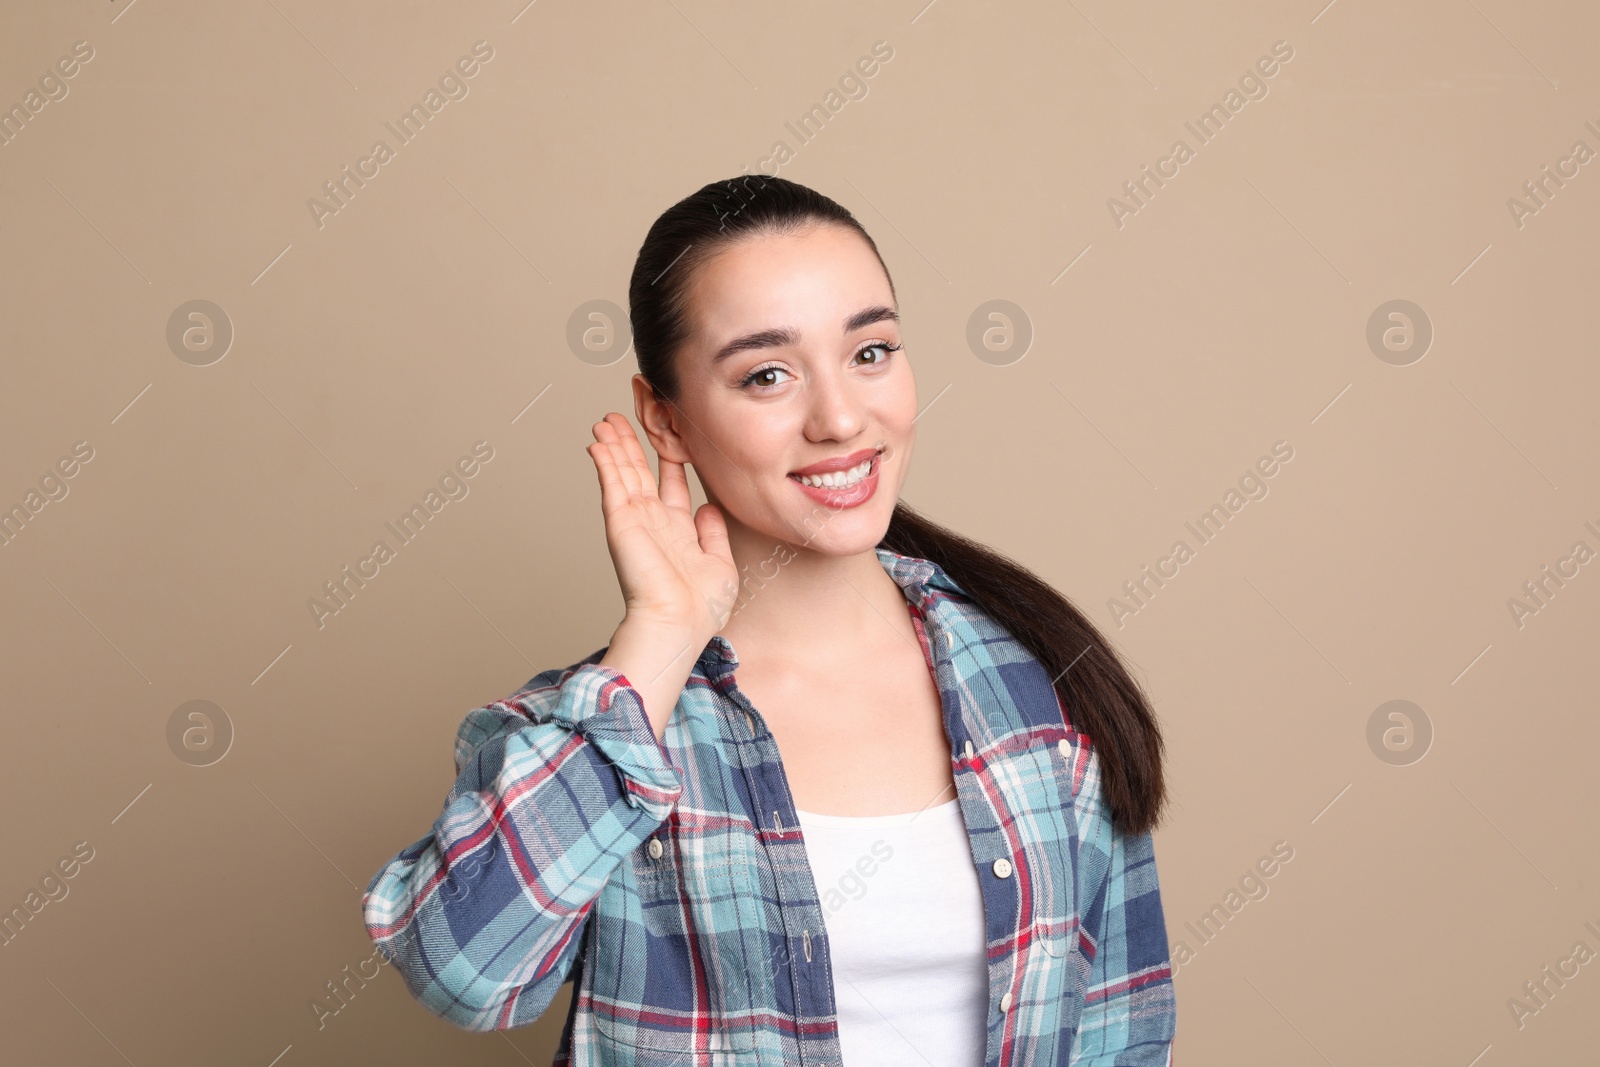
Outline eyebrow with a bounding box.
[710,305,899,364]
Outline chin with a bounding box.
[778,501,895,555]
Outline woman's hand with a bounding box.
[586,412,738,640]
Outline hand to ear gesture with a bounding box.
[586,412,739,642]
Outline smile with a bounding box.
[792,456,874,489]
[786,447,884,509]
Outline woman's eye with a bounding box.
[740,364,792,390]
[855,341,902,366]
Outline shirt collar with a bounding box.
[695,546,967,678]
[872,544,968,607]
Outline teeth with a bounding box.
[796,457,873,489]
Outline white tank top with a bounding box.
[793,797,989,1066]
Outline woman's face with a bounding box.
[646,222,916,556]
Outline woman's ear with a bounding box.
[632,374,692,464]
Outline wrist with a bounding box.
[600,622,705,745]
[607,615,706,660]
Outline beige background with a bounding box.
[2,0,1596,1063]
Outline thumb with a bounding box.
[694,501,732,563]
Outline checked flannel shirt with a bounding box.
[363,546,1177,1065]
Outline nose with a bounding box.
[802,362,867,443]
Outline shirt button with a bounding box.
[944,630,954,649]
[999,991,1014,1012]
[963,739,974,760]
[992,858,1012,879]
[1058,738,1070,757]
[647,838,663,860]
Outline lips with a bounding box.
[788,446,882,477]
[787,446,883,509]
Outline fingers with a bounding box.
[586,438,627,515]
[609,413,662,499]
[592,414,643,500]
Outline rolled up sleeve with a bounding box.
[361,658,682,1031]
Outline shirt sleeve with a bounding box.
[361,658,683,1031]
[1068,746,1178,1065]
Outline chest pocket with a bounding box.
[588,817,760,1060]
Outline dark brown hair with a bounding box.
[628,175,1168,835]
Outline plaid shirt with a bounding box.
[363,547,1177,1065]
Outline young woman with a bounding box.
[364,176,1177,1066]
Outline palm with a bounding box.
[587,413,738,633]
